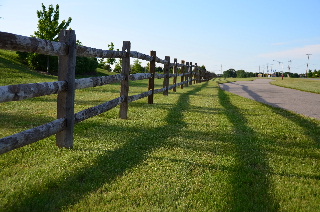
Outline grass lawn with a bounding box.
[1,50,320,211]
[270,77,320,94]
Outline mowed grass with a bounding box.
[270,77,320,94]
[1,50,320,211]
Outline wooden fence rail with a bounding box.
[0,30,214,155]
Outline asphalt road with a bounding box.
[219,79,320,120]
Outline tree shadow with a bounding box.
[0,54,57,82]
[218,88,279,211]
[3,82,208,211]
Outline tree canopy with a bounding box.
[236,70,246,78]
[34,3,72,41]
[131,59,144,74]
[223,69,236,78]
[98,42,117,71]
[17,3,98,75]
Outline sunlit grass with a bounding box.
[216,76,320,94]
[215,77,255,84]
[270,77,320,94]
[1,50,320,211]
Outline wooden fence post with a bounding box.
[189,62,193,85]
[200,68,204,82]
[119,41,131,119]
[56,30,77,148]
[180,60,185,89]
[185,62,189,87]
[148,51,156,104]
[173,58,177,92]
[163,56,170,95]
[194,63,199,83]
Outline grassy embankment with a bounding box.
[1,49,320,211]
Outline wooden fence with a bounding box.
[0,30,214,155]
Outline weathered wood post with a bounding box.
[194,63,199,83]
[163,56,170,96]
[201,68,205,82]
[119,41,131,119]
[56,30,77,148]
[204,71,208,81]
[185,62,189,87]
[148,51,156,104]
[180,60,185,89]
[173,58,177,92]
[189,62,193,85]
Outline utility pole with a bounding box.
[306,54,312,78]
[288,60,292,72]
[270,64,274,76]
[273,60,284,79]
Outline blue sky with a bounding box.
[1,0,319,74]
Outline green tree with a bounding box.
[17,3,72,74]
[113,59,122,73]
[316,70,320,78]
[17,4,98,75]
[156,66,163,73]
[292,73,300,78]
[308,70,313,78]
[236,70,246,78]
[34,3,72,41]
[312,69,320,78]
[75,40,98,75]
[145,62,150,72]
[98,42,117,71]
[246,72,255,77]
[107,43,116,66]
[35,3,72,72]
[223,69,236,78]
[131,59,144,74]
[76,57,98,75]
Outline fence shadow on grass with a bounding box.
[269,108,320,148]
[4,82,208,211]
[0,112,56,135]
[239,84,320,147]
[218,89,279,212]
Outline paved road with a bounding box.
[219,79,320,120]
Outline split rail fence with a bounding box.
[0,30,214,155]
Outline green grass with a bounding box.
[0,49,57,85]
[270,77,320,94]
[215,77,255,84]
[216,76,320,94]
[1,50,320,211]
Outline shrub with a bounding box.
[75,57,98,75]
[16,52,98,75]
